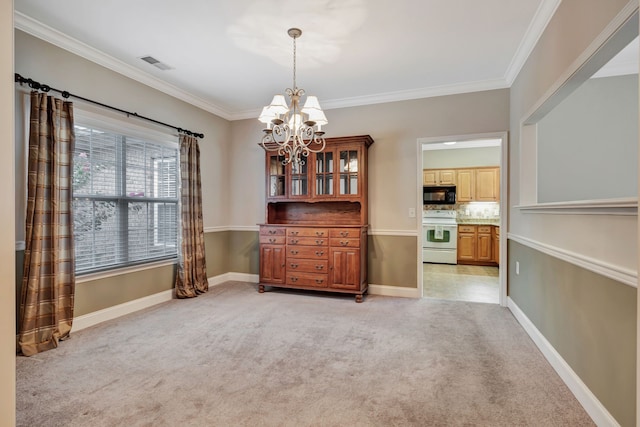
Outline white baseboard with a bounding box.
[368,284,420,298]
[507,297,619,427]
[208,272,259,286]
[72,289,174,333]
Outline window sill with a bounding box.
[76,258,177,284]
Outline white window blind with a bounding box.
[73,124,179,274]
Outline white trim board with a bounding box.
[368,284,420,299]
[507,297,620,427]
[508,233,637,288]
[72,289,174,333]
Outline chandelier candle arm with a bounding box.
[259,27,328,165]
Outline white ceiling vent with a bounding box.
[139,55,173,71]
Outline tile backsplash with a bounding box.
[424,202,500,220]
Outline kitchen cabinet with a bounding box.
[259,135,373,302]
[455,169,474,202]
[457,224,498,266]
[456,167,499,202]
[476,226,493,262]
[457,225,476,261]
[423,169,456,186]
[476,168,500,201]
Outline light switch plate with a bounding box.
[409,208,416,218]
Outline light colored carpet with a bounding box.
[17,282,594,426]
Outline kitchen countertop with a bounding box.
[456,219,500,226]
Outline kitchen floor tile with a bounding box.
[423,263,499,304]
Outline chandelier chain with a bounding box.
[292,35,297,90]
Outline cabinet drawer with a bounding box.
[287,228,329,238]
[329,229,361,238]
[287,272,329,288]
[260,227,285,236]
[287,246,329,259]
[329,238,360,248]
[458,225,476,233]
[287,236,328,246]
[478,226,492,234]
[259,235,286,245]
[287,259,329,274]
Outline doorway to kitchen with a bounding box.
[416,133,507,306]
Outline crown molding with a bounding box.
[14,11,234,121]
[504,0,562,85]
[230,78,510,121]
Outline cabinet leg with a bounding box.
[355,294,363,303]
[258,284,265,293]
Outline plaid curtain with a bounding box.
[175,134,209,298]
[18,91,75,356]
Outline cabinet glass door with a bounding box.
[290,159,308,196]
[268,154,286,197]
[339,150,359,195]
[315,152,334,196]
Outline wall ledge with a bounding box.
[508,233,637,287]
[515,197,637,215]
[507,297,620,427]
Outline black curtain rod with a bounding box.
[14,73,204,139]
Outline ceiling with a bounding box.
[14,0,561,121]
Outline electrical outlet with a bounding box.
[408,208,416,218]
[516,261,520,275]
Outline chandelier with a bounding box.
[259,28,328,165]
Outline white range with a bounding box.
[422,210,458,264]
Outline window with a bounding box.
[72,124,179,274]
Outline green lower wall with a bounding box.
[368,234,417,287]
[204,230,230,277]
[74,264,175,317]
[508,240,636,427]
[14,231,418,326]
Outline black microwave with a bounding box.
[423,186,456,204]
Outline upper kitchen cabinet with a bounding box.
[456,167,499,202]
[475,167,500,201]
[423,169,456,186]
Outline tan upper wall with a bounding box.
[508,0,638,271]
[230,89,509,232]
[1,2,15,426]
[14,30,233,241]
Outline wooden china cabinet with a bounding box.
[258,135,374,302]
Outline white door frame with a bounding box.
[416,131,508,307]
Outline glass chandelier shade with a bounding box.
[259,28,327,165]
